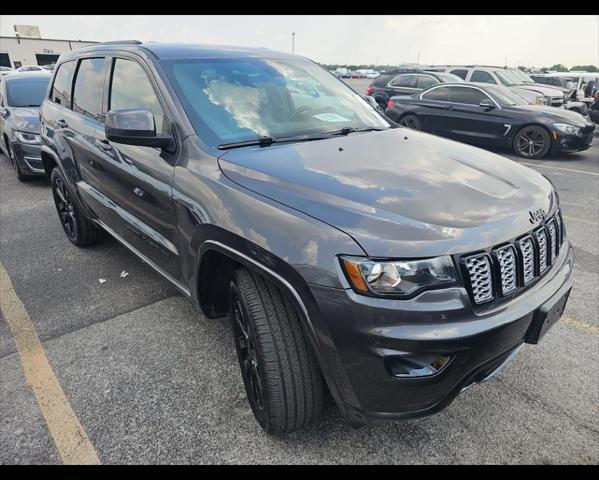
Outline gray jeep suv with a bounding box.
[40,42,574,435]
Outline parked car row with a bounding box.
[330,68,380,79]
[0,43,583,437]
[363,64,596,159]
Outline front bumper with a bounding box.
[308,243,574,424]
[551,126,595,154]
[11,140,45,176]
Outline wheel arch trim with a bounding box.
[198,239,357,420]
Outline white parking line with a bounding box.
[521,163,599,177]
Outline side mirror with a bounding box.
[479,99,495,109]
[105,108,172,149]
[0,106,8,117]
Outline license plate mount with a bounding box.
[525,286,572,344]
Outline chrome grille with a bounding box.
[465,254,493,304]
[517,236,536,285]
[462,211,565,306]
[535,227,549,273]
[495,245,517,295]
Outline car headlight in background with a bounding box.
[535,96,545,105]
[553,123,580,135]
[340,255,456,297]
[15,131,41,144]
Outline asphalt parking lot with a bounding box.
[1,82,598,464]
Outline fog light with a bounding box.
[386,354,452,378]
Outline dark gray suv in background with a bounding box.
[40,41,574,435]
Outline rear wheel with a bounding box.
[50,168,105,246]
[229,268,325,435]
[398,114,421,130]
[513,126,551,159]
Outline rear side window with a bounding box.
[73,58,105,118]
[450,69,468,80]
[417,75,438,89]
[448,87,488,105]
[470,70,495,84]
[389,75,417,88]
[109,58,167,134]
[50,60,76,106]
[422,86,449,101]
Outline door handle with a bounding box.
[96,139,113,151]
[57,119,68,128]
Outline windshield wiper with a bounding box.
[217,127,387,150]
[329,126,386,135]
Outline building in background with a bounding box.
[0,25,96,68]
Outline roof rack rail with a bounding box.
[95,40,142,45]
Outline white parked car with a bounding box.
[16,65,45,73]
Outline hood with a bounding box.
[218,128,556,257]
[506,103,592,126]
[9,107,40,133]
[515,83,565,97]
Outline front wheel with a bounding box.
[229,268,325,435]
[398,114,421,130]
[50,168,105,246]
[6,142,30,182]
[513,126,551,159]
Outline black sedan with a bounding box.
[0,71,50,181]
[366,70,464,110]
[385,83,595,159]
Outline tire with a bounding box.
[50,168,105,246]
[398,114,421,130]
[229,268,325,435]
[6,141,30,182]
[513,125,551,159]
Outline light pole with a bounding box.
[291,32,295,55]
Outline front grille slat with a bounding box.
[535,227,549,273]
[495,245,517,295]
[465,254,493,304]
[547,220,558,262]
[517,236,536,286]
[463,211,564,306]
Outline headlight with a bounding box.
[15,131,41,144]
[553,123,580,135]
[535,96,544,105]
[340,255,456,297]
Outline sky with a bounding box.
[1,15,598,68]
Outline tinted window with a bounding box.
[450,69,468,80]
[73,58,105,118]
[448,87,488,105]
[110,59,167,134]
[417,75,438,89]
[422,86,450,101]
[470,70,495,84]
[5,78,50,107]
[390,75,417,88]
[50,60,76,106]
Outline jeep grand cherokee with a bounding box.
[40,41,574,435]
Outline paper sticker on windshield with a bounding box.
[313,113,351,123]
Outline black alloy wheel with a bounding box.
[513,126,551,159]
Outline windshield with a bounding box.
[494,70,522,86]
[163,58,390,147]
[435,73,464,83]
[6,78,49,107]
[484,85,528,106]
[511,69,534,84]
